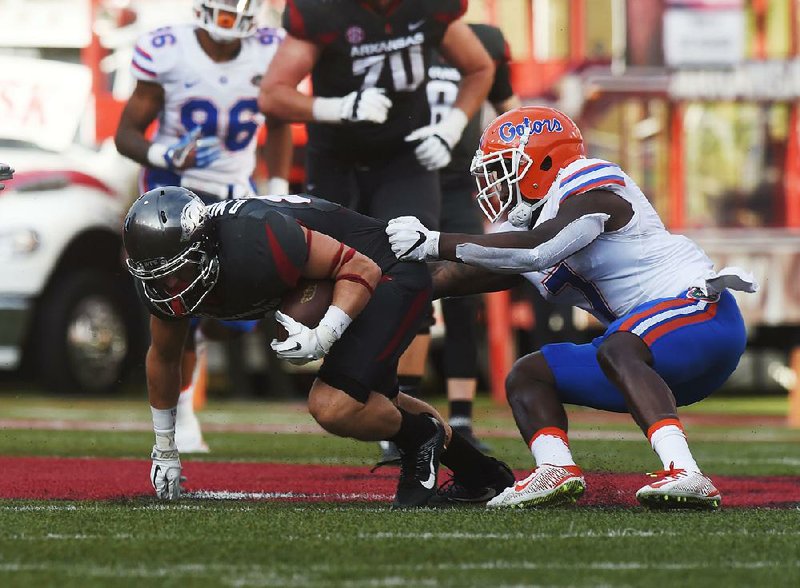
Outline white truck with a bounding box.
[0,56,146,393]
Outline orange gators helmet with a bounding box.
[471,106,585,225]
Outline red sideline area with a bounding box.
[0,457,797,507]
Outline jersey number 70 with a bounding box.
[352,46,425,92]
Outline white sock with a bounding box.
[648,421,700,473]
[530,427,576,467]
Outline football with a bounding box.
[275,278,334,341]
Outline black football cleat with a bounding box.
[428,457,515,507]
[391,417,446,509]
[450,424,492,453]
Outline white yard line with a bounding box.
[0,418,794,442]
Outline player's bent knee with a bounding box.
[307,382,362,433]
[505,352,551,402]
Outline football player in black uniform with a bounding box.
[123,186,513,507]
[257,0,495,439]
[427,23,520,452]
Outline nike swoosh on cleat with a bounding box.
[514,479,532,492]
[420,452,437,489]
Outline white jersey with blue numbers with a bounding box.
[131,24,283,198]
[503,158,718,325]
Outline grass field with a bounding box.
[0,393,798,587]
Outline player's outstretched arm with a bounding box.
[430,261,524,299]
[146,316,190,499]
[388,190,633,272]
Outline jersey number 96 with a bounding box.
[180,98,260,152]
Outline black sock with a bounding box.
[449,400,472,427]
[441,428,494,484]
[398,375,422,397]
[388,408,436,452]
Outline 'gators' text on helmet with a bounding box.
[471,106,585,226]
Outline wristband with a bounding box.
[151,406,177,450]
[147,143,170,169]
[312,96,345,123]
[319,305,352,338]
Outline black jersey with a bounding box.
[141,194,397,321]
[427,23,514,176]
[283,0,466,162]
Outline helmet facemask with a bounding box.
[471,124,539,226]
[127,240,219,317]
[194,0,261,42]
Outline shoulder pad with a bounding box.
[557,159,626,203]
[131,26,184,82]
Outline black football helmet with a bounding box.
[123,186,219,316]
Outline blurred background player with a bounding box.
[257,0,495,463]
[387,106,758,510]
[114,0,293,452]
[405,22,521,456]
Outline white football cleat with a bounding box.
[175,402,210,454]
[636,462,721,510]
[486,464,585,508]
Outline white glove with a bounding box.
[386,216,440,261]
[312,88,392,124]
[404,108,469,171]
[270,306,352,365]
[148,126,222,171]
[150,445,184,500]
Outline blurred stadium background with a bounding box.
[0,1,799,586]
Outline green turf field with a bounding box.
[0,393,798,587]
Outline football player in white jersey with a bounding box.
[386,106,758,510]
[115,0,293,453]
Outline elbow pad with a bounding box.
[455,213,609,273]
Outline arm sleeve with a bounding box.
[455,213,609,273]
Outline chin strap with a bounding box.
[507,198,547,228]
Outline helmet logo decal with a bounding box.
[180,199,207,242]
[498,117,564,143]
